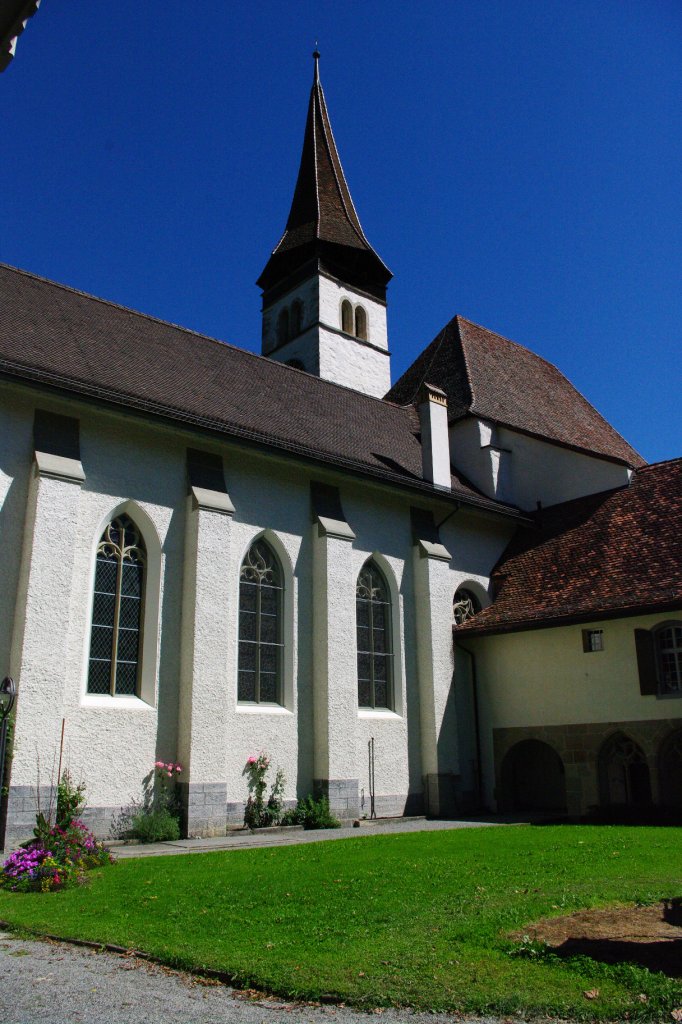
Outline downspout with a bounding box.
[454,641,483,811]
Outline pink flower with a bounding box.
[175,765,182,773]
[247,756,257,765]
[154,761,165,769]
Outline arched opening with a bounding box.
[500,739,567,812]
[354,305,368,341]
[341,299,353,335]
[290,300,303,338]
[237,538,284,705]
[356,558,393,709]
[658,729,682,809]
[87,514,146,697]
[453,587,481,625]
[277,308,290,345]
[598,732,651,808]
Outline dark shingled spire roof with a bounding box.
[257,53,391,299]
[386,314,644,468]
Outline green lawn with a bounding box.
[1,825,680,1019]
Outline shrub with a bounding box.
[111,761,183,842]
[129,807,180,844]
[280,794,340,830]
[56,770,86,829]
[243,754,286,829]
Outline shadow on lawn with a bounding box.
[553,935,682,978]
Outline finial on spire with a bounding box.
[312,48,320,82]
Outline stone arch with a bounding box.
[290,299,303,338]
[500,739,567,812]
[354,304,368,341]
[598,731,651,807]
[277,307,290,345]
[658,729,682,809]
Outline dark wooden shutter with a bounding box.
[634,629,657,695]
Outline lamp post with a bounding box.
[0,677,16,794]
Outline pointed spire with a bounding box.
[257,53,391,299]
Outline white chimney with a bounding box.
[418,383,451,490]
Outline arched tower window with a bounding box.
[355,305,368,341]
[277,308,290,345]
[238,539,283,704]
[87,515,146,696]
[356,560,393,709]
[290,300,303,338]
[341,299,353,335]
[453,587,481,625]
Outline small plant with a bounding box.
[280,794,341,830]
[112,761,183,843]
[243,754,286,829]
[128,807,180,844]
[56,769,86,828]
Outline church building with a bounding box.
[0,55,680,847]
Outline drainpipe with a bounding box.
[454,643,483,811]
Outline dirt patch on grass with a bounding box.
[511,899,682,977]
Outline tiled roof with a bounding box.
[0,0,40,72]
[257,54,391,298]
[455,459,682,635]
[0,263,521,518]
[386,314,644,468]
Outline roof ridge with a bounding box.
[457,314,644,465]
[0,262,412,412]
[635,456,681,472]
[315,77,368,250]
[454,315,476,409]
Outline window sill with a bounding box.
[236,703,293,715]
[358,708,402,721]
[81,694,154,710]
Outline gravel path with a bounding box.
[0,930,562,1024]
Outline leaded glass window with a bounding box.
[453,587,480,625]
[656,624,682,694]
[356,561,393,709]
[238,540,283,703]
[87,515,146,696]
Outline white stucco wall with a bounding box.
[2,378,527,838]
[449,418,632,510]
[262,273,390,397]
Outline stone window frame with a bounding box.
[339,298,370,342]
[237,538,284,706]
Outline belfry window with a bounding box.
[290,300,303,337]
[356,560,393,709]
[355,305,368,340]
[341,299,353,335]
[87,515,146,696]
[238,540,284,704]
[277,308,290,345]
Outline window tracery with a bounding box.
[356,560,393,709]
[238,540,284,704]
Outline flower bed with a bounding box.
[1,819,113,893]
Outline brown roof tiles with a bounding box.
[455,459,682,635]
[0,262,520,518]
[387,314,644,468]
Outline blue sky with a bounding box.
[3,2,680,463]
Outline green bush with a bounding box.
[129,808,180,844]
[281,795,340,830]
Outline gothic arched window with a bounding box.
[238,539,283,704]
[290,300,303,338]
[87,515,146,696]
[356,560,393,709]
[355,305,368,341]
[277,308,290,345]
[341,299,353,335]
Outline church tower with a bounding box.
[258,53,392,397]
